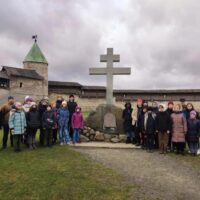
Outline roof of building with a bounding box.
[114,89,200,94]
[82,86,106,90]
[23,42,48,64]
[0,71,9,79]
[48,81,82,87]
[2,66,44,80]
[48,81,200,94]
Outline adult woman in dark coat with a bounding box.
[67,95,78,138]
[122,102,134,143]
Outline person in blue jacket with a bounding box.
[187,110,200,156]
[9,102,26,152]
[57,101,70,145]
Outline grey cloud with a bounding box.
[0,0,200,89]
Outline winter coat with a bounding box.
[67,101,77,117]
[57,107,70,127]
[155,111,171,133]
[166,108,173,116]
[42,111,56,129]
[71,112,84,129]
[171,112,187,143]
[122,107,133,132]
[26,109,41,129]
[52,107,58,129]
[38,102,47,119]
[187,119,200,142]
[142,112,156,135]
[0,103,13,124]
[133,106,143,130]
[9,111,27,135]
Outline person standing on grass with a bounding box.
[132,97,144,146]
[142,107,156,152]
[9,102,26,152]
[71,106,84,145]
[42,105,56,147]
[67,95,78,139]
[38,98,49,146]
[22,96,33,145]
[58,101,70,145]
[52,102,59,145]
[187,110,200,156]
[140,105,148,148]
[155,104,171,154]
[171,104,187,155]
[122,102,134,144]
[166,101,174,151]
[0,96,15,149]
[26,102,41,149]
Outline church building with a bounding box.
[0,40,48,102]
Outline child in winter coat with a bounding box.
[57,101,70,145]
[9,102,26,152]
[140,105,148,148]
[187,110,200,156]
[142,107,156,152]
[71,106,84,144]
[171,104,187,155]
[42,105,56,147]
[52,103,59,145]
[155,104,171,154]
[26,102,41,149]
[122,102,134,144]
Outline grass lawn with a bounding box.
[0,130,134,200]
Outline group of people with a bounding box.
[0,95,84,152]
[122,98,200,156]
[1,94,200,156]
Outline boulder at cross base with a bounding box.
[85,104,124,134]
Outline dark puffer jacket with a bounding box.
[187,119,200,142]
[122,103,133,132]
[142,112,156,135]
[42,110,56,129]
[26,109,41,129]
[155,111,171,133]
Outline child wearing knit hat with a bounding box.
[187,110,200,156]
[8,102,26,152]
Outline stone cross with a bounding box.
[89,48,131,105]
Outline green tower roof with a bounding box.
[23,42,48,64]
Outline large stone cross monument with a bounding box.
[89,48,131,105]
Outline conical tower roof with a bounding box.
[23,42,48,64]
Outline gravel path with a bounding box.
[75,148,200,200]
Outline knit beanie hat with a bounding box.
[62,101,67,105]
[25,96,33,102]
[190,110,197,116]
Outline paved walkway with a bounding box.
[75,148,200,200]
[69,142,141,149]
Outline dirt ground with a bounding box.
[75,148,200,200]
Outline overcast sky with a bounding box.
[0,0,200,89]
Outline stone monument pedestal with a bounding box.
[85,104,124,135]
